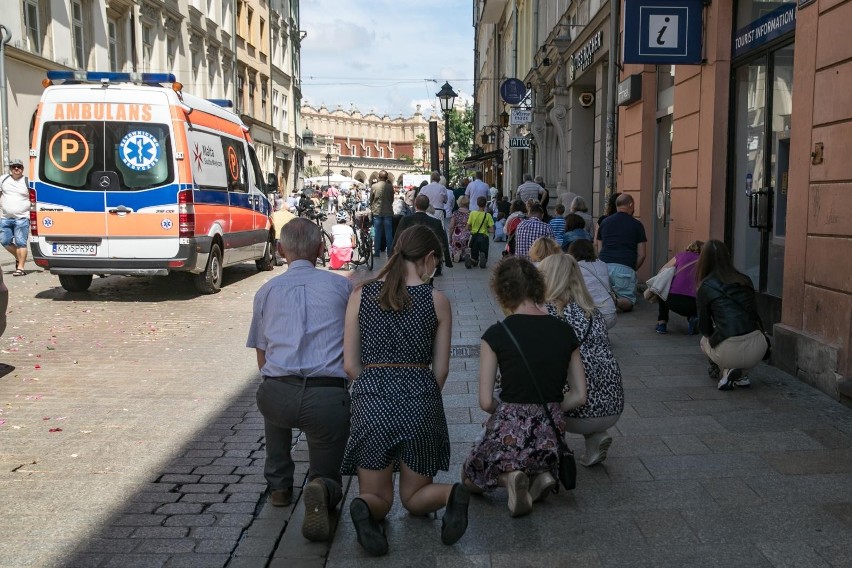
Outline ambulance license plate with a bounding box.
[53,243,97,256]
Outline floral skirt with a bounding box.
[462,402,565,491]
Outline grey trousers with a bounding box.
[255,378,351,508]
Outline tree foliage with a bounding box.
[448,103,474,183]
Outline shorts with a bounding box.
[0,217,29,248]
[606,263,637,304]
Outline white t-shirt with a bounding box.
[465,179,490,206]
[443,188,454,215]
[331,224,355,248]
[0,175,30,218]
[420,182,447,212]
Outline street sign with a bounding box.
[510,109,532,125]
[623,0,704,65]
[500,79,526,105]
[509,137,530,149]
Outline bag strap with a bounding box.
[472,211,488,235]
[674,258,698,277]
[498,319,569,453]
[707,282,766,333]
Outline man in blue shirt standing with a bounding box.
[596,193,647,312]
[247,218,353,542]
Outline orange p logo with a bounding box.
[61,139,80,162]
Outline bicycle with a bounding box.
[299,204,332,266]
[347,209,374,270]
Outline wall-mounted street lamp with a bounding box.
[436,81,457,181]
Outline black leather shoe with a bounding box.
[350,498,388,556]
[441,483,470,545]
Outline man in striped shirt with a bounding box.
[514,203,555,259]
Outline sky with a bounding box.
[299,0,475,120]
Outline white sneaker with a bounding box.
[505,471,532,517]
[718,368,741,391]
[528,472,556,503]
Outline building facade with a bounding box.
[300,102,441,186]
[473,0,852,399]
[2,0,303,194]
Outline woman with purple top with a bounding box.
[655,240,704,334]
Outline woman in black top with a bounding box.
[696,240,769,390]
[461,257,587,517]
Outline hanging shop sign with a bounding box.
[500,79,527,105]
[510,108,533,125]
[568,31,604,81]
[623,0,704,65]
[617,74,643,107]
[732,4,796,59]
[509,137,531,149]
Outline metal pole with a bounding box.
[443,111,450,181]
[0,25,12,170]
[604,0,620,197]
[326,154,330,188]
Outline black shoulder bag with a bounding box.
[498,320,577,491]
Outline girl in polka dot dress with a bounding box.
[342,224,469,556]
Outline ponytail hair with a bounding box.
[366,225,442,311]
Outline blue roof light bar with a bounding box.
[207,99,234,108]
[45,71,177,85]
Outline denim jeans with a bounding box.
[373,215,393,255]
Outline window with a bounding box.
[249,79,255,114]
[71,0,86,68]
[166,34,177,71]
[191,48,202,94]
[259,18,266,49]
[108,19,118,72]
[281,94,288,132]
[247,7,254,43]
[220,137,248,192]
[142,25,153,69]
[272,91,280,129]
[23,0,40,53]
[40,121,174,190]
[261,82,267,122]
[237,75,245,110]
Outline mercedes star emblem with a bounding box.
[99,175,111,188]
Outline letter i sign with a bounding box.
[649,15,679,48]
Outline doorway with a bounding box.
[652,114,673,272]
[729,44,794,324]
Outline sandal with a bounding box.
[12,269,25,277]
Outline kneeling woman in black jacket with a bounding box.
[696,240,769,391]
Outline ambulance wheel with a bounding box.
[58,274,93,292]
[194,243,223,294]
[256,234,275,271]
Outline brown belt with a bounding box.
[363,363,430,369]
[264,375,348,388]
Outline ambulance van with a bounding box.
[28,71,276,293]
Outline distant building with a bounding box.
[300,103,442,186]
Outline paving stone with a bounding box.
[113,514,168,527]
[102,553,170,568]
[154,503,205,515]
[761,449,852,475]
[130,492,182,504]
[163,514,217,527]
[191,465,236,475]
[756,540,832,567]
[159,475,202,484]
[640,453,775,480]
[133,538,196,554]
[131,526,189,539]
[184,449,224,458]
[199,474,241,484]
[214,513,254,527]
[206,501,258,514]
[64,553,109,568]
[165,554,230,568]
[188,526,244,540]
[228,492,264,503]
[180,493,227,504]
[179,483,224,493]
[212,457,253,467]
[194,539,237,554]
[224,483,267,493]
[75,538,139,554]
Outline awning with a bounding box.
[459,150,502,167]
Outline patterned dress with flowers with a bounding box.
[462,314,579,490]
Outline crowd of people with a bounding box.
[249,171,769,555]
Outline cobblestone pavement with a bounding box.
[1,238,851,568]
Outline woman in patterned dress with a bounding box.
[461,257,587,517]
[539,253,624,466]
[448,195,471,263]
[342,225,469,556]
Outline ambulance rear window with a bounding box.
[40,121,174,190]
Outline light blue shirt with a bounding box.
[247,260,353,379]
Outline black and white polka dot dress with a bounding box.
[341,281,450,477]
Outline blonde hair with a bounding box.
[686,240,704,253]
[457,195,470,208]
[528,237,561,263]
[539,253,597,318]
